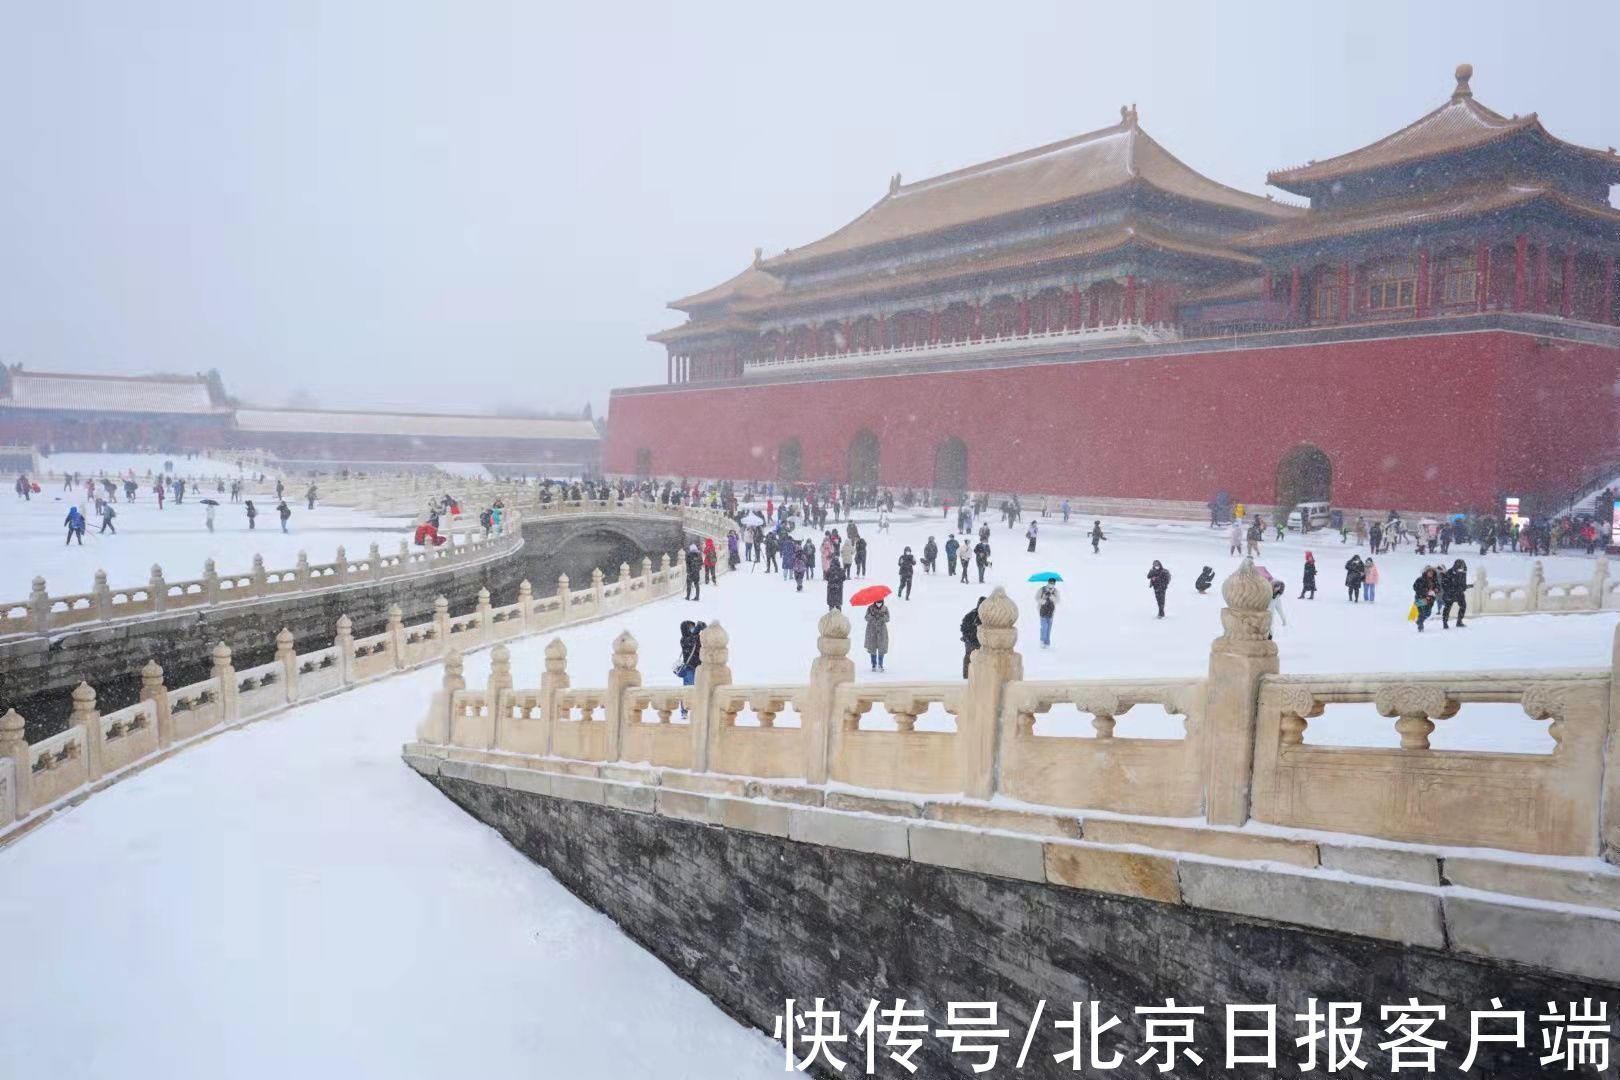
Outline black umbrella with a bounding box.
[200,498,220,506]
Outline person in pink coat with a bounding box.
[1362,558,1380,602]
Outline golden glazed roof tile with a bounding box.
[759,111,1293,271]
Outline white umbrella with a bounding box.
[740,511,765,526]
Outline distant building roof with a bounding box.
[1237,182,1620,250]
[233,408,599,442]
[1268,65,1620,194]
[1,370,225,415]
[760,110,1296,271]
[668,259,784,312]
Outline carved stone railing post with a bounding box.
[659,554,672,596]
[141,659,174,749]
[517,579,533,632]
[387,604,406,669]
[418,651,464,744]
[961,588,1021,799]
[249,554,267,597]
[276,628,299,702]
[0,709,30,820]
[591,567,606,612]
[617,563,632,610]
[92,570,112,622]
[1204,559,1280,826]
[28,576,49,635]
[334,615,355,684]
[295,551,310,591]
[556,574,571,624]
[605,632,642,761]
[690,622,732,772]
[212,642,239,722]
[804,610,855,784]
[1470,564,1488,613]
[487,644,513,750]
[148,565,167,613]
[397,540,410,575]
[641,556,653,598]
[434,595,451,644]
[1592,556,1610,613]
[1526,560,1544,612]
[72,682,103,781]
[369,543,384,582]
[539,639,569,756]
[334,546,349,585]
[476,587,493,643]
[201,558,220,606]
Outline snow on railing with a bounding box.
[1468,556,1618,616]
[410,561,1620,867]
[0,503,736,835]
[740,320,1178,377]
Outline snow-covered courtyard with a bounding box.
[3,477,422,600]
[0,501,1613,1077]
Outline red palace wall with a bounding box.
[606,330,1619,511]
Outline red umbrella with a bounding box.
[849,585,891,606]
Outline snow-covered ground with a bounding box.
[0,666,783,1080]
[34,451,265,483]
[451,506,1614,755]
[0,489,424,599]
[0,505,1612,1077]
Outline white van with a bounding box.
[1287,502,1332,532]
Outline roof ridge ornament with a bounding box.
[752,246,762,268]
[1452,62,1473,101]
[888,172,902,195]
[1119,103,1138,128]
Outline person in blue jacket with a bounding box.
[64,505,86,545]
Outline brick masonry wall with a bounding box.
[432,775,1614,1080]
[605,327,1620,512]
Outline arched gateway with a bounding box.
[1275,444,1333,509]
[934,437,968,494]
[848,430,880,489]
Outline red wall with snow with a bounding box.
[605,331,1619,511]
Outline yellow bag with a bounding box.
[1407,602,1419,622]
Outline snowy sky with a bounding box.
[0,0,1614,417]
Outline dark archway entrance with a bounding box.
[848,429,881,489]
[933,437,968,494]
[1275,444,1333,508]
[778,438,802,485]
[634,448,653,479]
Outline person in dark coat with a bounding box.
[684,544,703,601]
[277,500,292,533]
[1299,552,1317,599]
[944,535,960,577]
[921,537,938,573]
[1147,561,1171,617]
[825,557,846,611]
[676,620,705,717]
[960,599,984,678]
[1089,520,1106,554]
[1413,567,1439,631]
[854,536,867,577]
[1194,566,1215,594]
[1441,558,1469,629]
[98,501,117,534]
[863,599,890,671]
[972,540,991,583]
[245,500,258,529]
[897,547,916,600]
[1344,555,1366,602]
[764,530,779,572]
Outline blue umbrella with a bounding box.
[1028,571,1063,582]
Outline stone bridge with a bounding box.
[0,505,704,740]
